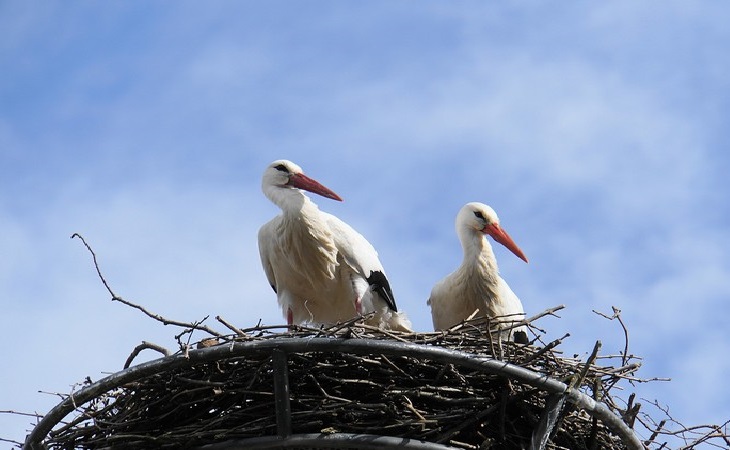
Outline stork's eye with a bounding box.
[473,211,486,221]
[274,164,289,173]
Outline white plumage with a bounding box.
[258,160,411,331]
[427,202,529,343]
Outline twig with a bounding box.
[120,295,224,337]
[175,316,212,353]
[401,396,429,423]
[123,341,172,369]
[521,333,570,366]
[71,233,224,338]
[0,410,43,418]
[215,315,247,337]
[574,341,601,389]
[599,363,642,376]
[70,233,118,298]
[318,313,375,336]
[0,437,23,446]
[644,419,667,447]
[525,304,566,323]
[622,393,641,429]
[357,323,411,343]
[593,307,629,367]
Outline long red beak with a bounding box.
[288,173,343,201]
[483,223,528,263]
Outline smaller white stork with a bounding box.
[427,202,529,343]
[258,160,411,331]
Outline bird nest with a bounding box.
[25,311,649,450]
[16,235,730,449]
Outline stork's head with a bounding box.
[457,202,528,263]
[262,160,343,201]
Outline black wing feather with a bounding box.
[366,270,398,312]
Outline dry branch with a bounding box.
[123,341,172,369]
[71,233,224,338]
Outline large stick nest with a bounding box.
[40,315,644,450]
[16,235,729,449]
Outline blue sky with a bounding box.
[2,1,729,447]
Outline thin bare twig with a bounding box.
[123,341,172,369]
[593,307,630,367]
[71,233,224,338]
[0,410,43,418]
[521,333,570,366]
[215,315,247,337]
[525,304,566,323]
[574,341,602,388]
[70,233,118,298]
[0,437,23,446]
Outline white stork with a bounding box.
[427,202,529,343]
[258,160,412,331]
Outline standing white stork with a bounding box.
[258,160,412,331]
[427,202,529,343]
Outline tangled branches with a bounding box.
[32,321,639,450]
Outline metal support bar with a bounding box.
[195,433,460,449]
[271,349,292,439]
[529,393,567,450]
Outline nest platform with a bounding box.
[23,316,647,450]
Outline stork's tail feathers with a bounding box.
[386,311,413,332]
[365,310,413,333]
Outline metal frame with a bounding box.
[196,433,462,449]
[24,337,644,450]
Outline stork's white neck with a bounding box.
[457,227,500,285]
[264,184,317,215]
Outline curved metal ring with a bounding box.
[195,433,462,449]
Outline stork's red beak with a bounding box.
[288,173,343,201]
[483,223,528,263]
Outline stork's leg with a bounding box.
[351,274,365,316]
[287,308,294,325]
